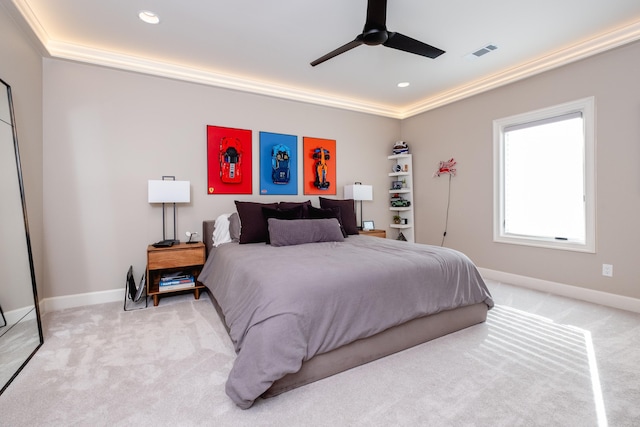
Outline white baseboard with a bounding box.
[41,288,123,313]
[479,267,640,314]
[2,305,37,325]
[37,269,640,315]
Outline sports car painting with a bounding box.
[303,137,336,195]
[259,132,297,195]
[207,125,252,195]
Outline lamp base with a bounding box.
[152,239,178,248]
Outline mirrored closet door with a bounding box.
[0,77,43,394]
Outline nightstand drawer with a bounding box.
[147,245,205,270]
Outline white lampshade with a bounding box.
[344,184,373,201]
[148,180,190,203]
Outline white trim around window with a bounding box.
[493,97,596,253]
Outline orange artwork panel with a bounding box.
[303,137,336,195]
[207,125,252,195]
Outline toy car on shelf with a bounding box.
[390,194,411,207]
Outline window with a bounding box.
[493,97,595,252]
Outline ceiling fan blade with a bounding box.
[384,32,445,59]
[364,0,387,30]
[310,38,364,67]
[310,1,445,67]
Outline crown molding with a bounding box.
[400,19,640,119]
[11,0,640,120]
[45,40,404,118]
[3,0,49,56]
[9,0,50,46]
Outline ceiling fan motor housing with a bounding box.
[363,28,388,45]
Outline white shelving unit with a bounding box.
[388,154,414,242]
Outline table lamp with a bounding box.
[344,183,373,230]
[148,177,190,245]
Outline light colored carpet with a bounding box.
[0,280,639,426]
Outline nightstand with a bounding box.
[359,229,386,238]
[146,242,206,306]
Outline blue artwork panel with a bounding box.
[259,132,298,195]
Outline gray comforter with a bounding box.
[198,235,493,409]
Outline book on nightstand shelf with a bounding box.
[159,273,195,292]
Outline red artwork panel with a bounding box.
[303,137,336,195]
[207,125,252,194]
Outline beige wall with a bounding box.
[402,41,640,299]
[6,2,640,301]
[42,59,399,299]
[0,4,44,299]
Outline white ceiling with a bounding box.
[8,0,640,118]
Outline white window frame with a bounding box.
[493,97,596,253]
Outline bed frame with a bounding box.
[202,220,488,399]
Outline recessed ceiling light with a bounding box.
[138,10,160,24]
[397,82,410,88]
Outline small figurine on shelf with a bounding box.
[392,141,409,155]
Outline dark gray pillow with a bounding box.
[308,205,347,237]
[278,200,312,218]
[235,201,278,244]
[319,197,359,235]
[268,218,345,247]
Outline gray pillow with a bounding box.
[228,212,240,241]
[268,218,345,247]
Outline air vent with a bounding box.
[464,44,498,60]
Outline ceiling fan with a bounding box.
[310,0,445,67]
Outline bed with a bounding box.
[198,203,493,409]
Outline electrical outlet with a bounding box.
[602,264,613,277]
